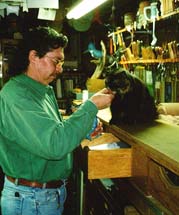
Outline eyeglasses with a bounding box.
[45,55,64,67]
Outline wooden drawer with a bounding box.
[130,145,149,194]
[116,179,170,215]
[78,133,132,179]
[149,159,179,215]
[85,179,124,214]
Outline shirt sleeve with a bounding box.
[1,98,98,160]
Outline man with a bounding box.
[0,26,114,215]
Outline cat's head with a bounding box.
[105,68,131,95]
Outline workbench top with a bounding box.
[97,108,179,176]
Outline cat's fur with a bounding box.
[105,68,158,125]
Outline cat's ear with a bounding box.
[121,70,126,75]
[117,70,127,78]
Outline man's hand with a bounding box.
[90,88,115,110]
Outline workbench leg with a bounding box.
[76,169,84,215]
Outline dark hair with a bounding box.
[7,26,68,78]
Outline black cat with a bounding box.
[105,68,158,125]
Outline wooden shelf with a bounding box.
[158,10,179,21]
[109,10,179,37]
[145,10,179,24]
[120,58,179,65]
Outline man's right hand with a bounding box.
[90,88,115,110]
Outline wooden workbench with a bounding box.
[97,108,179,215]
[76,108,179,215]
[97,108,179,173]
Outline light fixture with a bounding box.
[66,0,108,20]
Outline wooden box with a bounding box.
[79,133,132,179]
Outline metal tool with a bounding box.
[151,18,157,46]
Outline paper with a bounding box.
[1,0,24,6]
[0,3,6,17]
[22,0,28,12]
[1,0,23,2]
[89,142,121,150]
[38,8,56,21]
[6,5,19,16]
[27,0,59,9]
[0,9,5,18]
[89,141,130,150]
[0,3,7,9]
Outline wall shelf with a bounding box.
[120,58,179,65]
[158,10,179,21]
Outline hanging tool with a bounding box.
[151,18,157,46]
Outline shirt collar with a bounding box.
[13,74,53,96]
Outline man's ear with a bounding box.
[29,50,38,63]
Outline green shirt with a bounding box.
[0,74,98,182]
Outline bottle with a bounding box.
[56,79,62,99]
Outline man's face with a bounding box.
[29,47,65,85]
